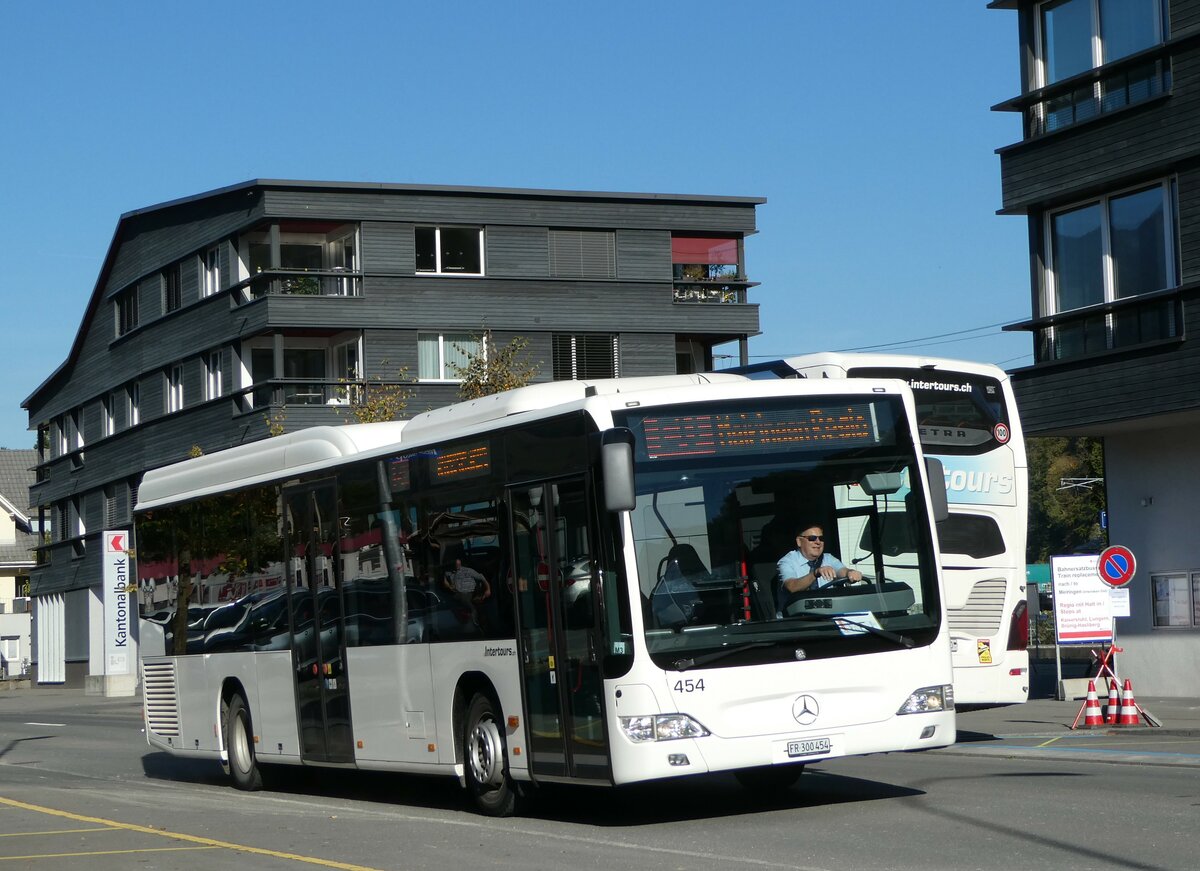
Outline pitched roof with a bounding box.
[0,448,37,568]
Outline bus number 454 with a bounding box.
[674,679,705,693]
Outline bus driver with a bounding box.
[776,522,863,614]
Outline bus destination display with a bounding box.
[639,405,878,460]
[434,442,491,481]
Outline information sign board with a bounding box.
[1051,554,1113,645]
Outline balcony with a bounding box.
[1004,286,1183,364]
[994,42,1174,142]
[672,281,750,304]
[236,268,362,301]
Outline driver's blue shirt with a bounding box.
[776,551,847,614]
[777,550,846,589]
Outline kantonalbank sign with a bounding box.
[103,530,133,676]
[937,455,1017,507]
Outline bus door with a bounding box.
[284,481,354,764]
[509,478,610,782]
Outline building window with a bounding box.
[549,229,616,278]
[202,246,221,297]
[415,227,484,275]
[166,364,185,413]
[127,382,140,427]
[418,333,481,381]
[102,394,115,437]
[1152,572,1200,628]
[103,484,126,528]
[1034,0,1167,134]
[241,223,361,297]
[53,418,67,458]
[552,333,618,381]
[1043,181,1176,360]
[205,351,223,401]
[242,333,363,406]
[163,264,182,312]
[115,287,139,337]
[671,236,747,304]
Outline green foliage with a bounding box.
[337,363,412,424]
[450,330,540,400]
[1026,436,1107,562]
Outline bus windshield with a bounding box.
[847,367,1009,455]
[617,396,942,670]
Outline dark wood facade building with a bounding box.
[992,0,1200,693]
[23,179,763,686]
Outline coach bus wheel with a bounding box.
[226,694,263,791]
[463,693,520,817]
[734,763,805,792]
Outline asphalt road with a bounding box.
[1,693,1196,870]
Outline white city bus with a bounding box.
[725,354,1029,706]
[136,374,955,815]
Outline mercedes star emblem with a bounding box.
[792,694,820,726]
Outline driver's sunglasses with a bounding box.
[801,535,825,543]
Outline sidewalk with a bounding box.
[945,696,1200,768]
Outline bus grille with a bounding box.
[142,660,180,737]
[947,578,1006,637]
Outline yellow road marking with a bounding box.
[0,828,117,838]
[1037,737,1061,747]
[0,797,386,871]
[0,846,218,861]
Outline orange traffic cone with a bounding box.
[1118,679,1140,726]
[1105,678,1120,724]
[1083,680,1103,727]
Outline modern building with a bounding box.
[992,0,1200,693]
[0,448,36,679]
[22,179,763,687]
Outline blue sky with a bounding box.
[0,1,1029,449]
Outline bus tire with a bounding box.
[463,692,520,817]
[734,763,804,792]
[226,694,263,791]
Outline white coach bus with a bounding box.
[725,354,1029,706]
[136,374,955,815]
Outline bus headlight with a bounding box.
[619,714,710,743]
[897,685,955,715]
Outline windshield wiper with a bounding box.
[673,641,777,671]
[785,612,914,649]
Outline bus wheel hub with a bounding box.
[468,718,504,787]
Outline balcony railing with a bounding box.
[1029,59,1169,138]
[672,281,749,304]
[1003,287,1183,364]
[237,268,362,301]
[241,378,412,412]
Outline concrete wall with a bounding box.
[1105,424,1200,694]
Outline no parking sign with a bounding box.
[1098,545,1136,588]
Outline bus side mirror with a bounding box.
[601,428,636,513]
[924,457,949,523]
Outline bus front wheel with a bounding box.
[225,694,263,791]
[463,692,521,817]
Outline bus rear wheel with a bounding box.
[225,694,263,791]
[463,693,521,817]
[734,763,805,792]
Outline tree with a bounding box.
[1025,436,1107,562]
[338,364,413,424]
[449,330,540,400]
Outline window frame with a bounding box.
[205,350,223,401]
[127,382,140,427]
[166,364,185,413]
[417,332,483,382]
[1151,571,1200,629]
[552,333,620,381]
[102,393,116,437]
[1042,179,1177,347]
[415,226,485,276]
[115,287,139,337]
[202,245,221,297]
[1035,0,1166,88]
[163,263,182,312]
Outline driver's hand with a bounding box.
[817,566,837,580]
[847,570,863,583]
